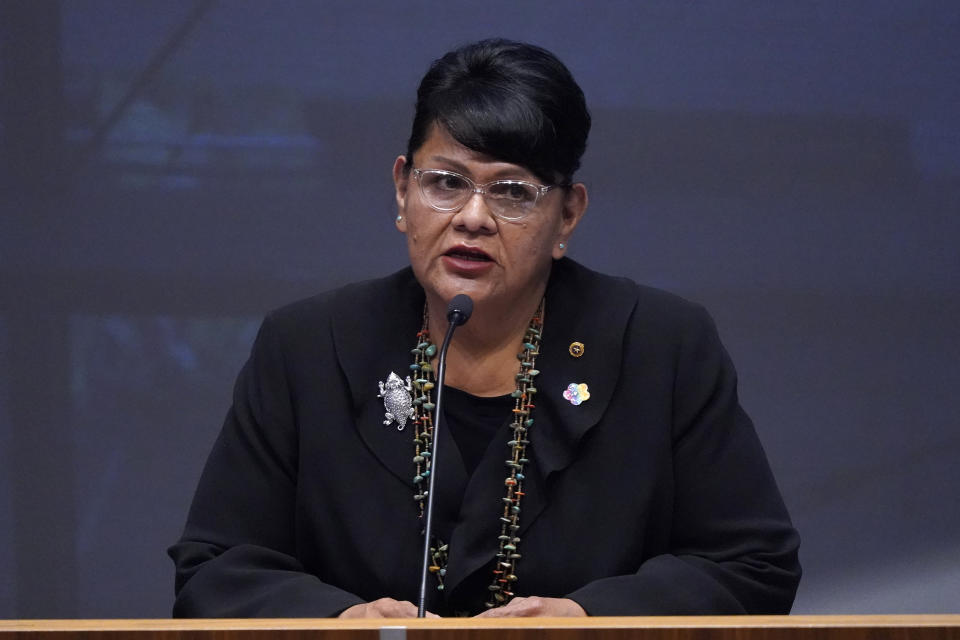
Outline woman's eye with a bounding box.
[438,174,467,191]
[508,185,528,200]
[492,183,535,202]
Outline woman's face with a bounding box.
[392,125,587,316]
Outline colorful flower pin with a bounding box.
[563,382,590,406]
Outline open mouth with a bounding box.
[445,246,492,262]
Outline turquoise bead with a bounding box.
[402,313,551,569]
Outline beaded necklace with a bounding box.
[408,299,545,610]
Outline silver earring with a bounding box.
[396,216,403,222]
[558,242,566,249]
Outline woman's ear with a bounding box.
[393,155,409,231]
[553,182,588,259]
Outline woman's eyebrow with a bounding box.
[426,155,471,173]
[427,155,534,181]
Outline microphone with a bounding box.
[417,294,473,617]
[446,293,473,326]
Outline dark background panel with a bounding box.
[0,0,958,618]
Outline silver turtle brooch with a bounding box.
[377,371,415,430]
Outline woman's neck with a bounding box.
[426,289,544,397]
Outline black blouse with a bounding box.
[443,387,514,476]
[432,387,512,548]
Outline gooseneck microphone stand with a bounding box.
[417,294,473,618]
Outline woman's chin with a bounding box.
[426,275,498,309]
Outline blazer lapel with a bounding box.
[532,259,639,479]
[331,269,426,486]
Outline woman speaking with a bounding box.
[169,39,801,618]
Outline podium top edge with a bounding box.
[2,615,960,632]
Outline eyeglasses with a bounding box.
[411,168,561,221]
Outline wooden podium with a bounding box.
[2,616,959,640]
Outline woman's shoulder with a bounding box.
[552,259,723,367]
[553,258,710,327]
[258,267,420,341]
[267,267,417,319]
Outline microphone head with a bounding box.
[446,294,474,326]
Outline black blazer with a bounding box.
[169,258,801,617]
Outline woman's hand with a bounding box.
[338,597,439,618]
[474,596,586,617]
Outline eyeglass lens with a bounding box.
[418,171,539,217]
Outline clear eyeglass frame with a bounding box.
[411,168,561,221]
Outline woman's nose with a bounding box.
[452,191,497,233]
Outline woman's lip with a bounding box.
[444,245,492,260]
[441,253,495,275]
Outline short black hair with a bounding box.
[405,39,590,185]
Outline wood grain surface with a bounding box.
[1,616,959,640]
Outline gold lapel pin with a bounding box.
[568,341,585,358]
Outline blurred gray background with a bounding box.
[1,0,958,618]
